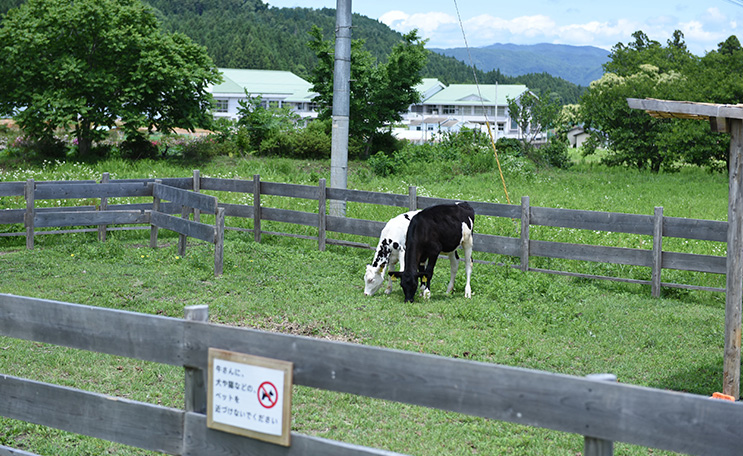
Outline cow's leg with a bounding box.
[385,251,398,294]
[445,251,458,294]
[463,241,473,298]
[421,255,438,299]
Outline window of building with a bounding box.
[215,99,229,113]
[497,106,506,117]
[442,105,457,115]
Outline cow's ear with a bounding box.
[389,271,402,278]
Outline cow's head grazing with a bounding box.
[389,270,418,302]
[364,264,386,296]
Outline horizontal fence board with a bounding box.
[327,216,385,238]
[200,176,255,194]
[35,210,150,228]
[326,187,409,207]
[109,177,191,188]
[153,183,217,213]
[183,412,406,456]
[0,209,23,224]
[262,207,318,228]
[470,201,521,218]
[662,251,727,274]
[35,182,152,199]
[261,181,320,200]
[531,207,654,235]
[182,320,743,456]
[150,211,215,244]
[0,375,183,454]
[0,294,184,366]
[0,182,24,197]
[473,233,521,257]
[220,202,254,219]
[0,443,42,456]
[530,240,653,267]
[108,202,180,214]
[663,216,727,242]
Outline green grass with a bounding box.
[0,155,731,455]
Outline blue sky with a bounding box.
[264,0,743,56]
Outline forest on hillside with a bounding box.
[0,0,585,103]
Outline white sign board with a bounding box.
[207,348,293,446]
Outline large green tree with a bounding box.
[307,26,428,156]
[0,0,222,156]
[579,30,730,172]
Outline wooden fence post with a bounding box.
[178,204,188,258]
[408,186,417,211]
[192,170,201,223]
[184,305,209,414]
[98,172,109,242]
[318,178,327,251]
[150,179,161,249]
[24,179,34,250]
[520,196,530,272]
[584,373,617,456]
[253,174,261,243]
[651,206,664,298]
[214,207,224,277]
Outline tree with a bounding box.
[307,26,428,156]
[506,92,561,147]
[0,0,222,157]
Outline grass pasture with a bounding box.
[0,155,732,455]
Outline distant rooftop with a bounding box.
[210,68,315,102]
[423,84,529,105]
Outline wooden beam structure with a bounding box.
[628,98,743,399]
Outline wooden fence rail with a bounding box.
[0,293,741,455]
[0,171,729,294]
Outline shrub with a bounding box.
[119,134,158,160]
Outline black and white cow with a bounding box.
[390,202,475,302]
[364,210,420,296]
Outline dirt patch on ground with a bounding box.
[227,314,362,344]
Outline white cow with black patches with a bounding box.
[364,210,420,296]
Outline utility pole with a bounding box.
[329,0,351,216]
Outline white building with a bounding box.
[398,78,533,143]
[208,69,533,142]
[209,68,318,121]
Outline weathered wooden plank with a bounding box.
[530,240,652,266]
[662,251,726,274]
[261,181,320,200]
[262,207,319,228]
[108,202,180,214]
[327,215,385,238]
[0,181,24,197]
[219,202,254,218]
[0,443,42,456]
[34,210,150,228]
[326,187,409,207]
[472,233,521,257]
[663,216,727,242]
[150,211,216,244]
[531,206,655,235]
[0,209,24,224]
[34,182,152,199]
[200,176,254,194]
[181,320,743,456]
[627,98,743,120]
[0,375,183,455]
[153,183,217,213]
[109,177,191,188]
[183,412,406,456]
[0,294,184,366]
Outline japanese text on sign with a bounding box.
[207,349,293,446]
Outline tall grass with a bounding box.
[0,154,731,455]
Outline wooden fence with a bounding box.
[1,176,225,276]
[0,171,729,295]
[0,293,741,455]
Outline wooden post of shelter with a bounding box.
[628,98,743,399]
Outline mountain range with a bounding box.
[430,43,610,87]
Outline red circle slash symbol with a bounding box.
[257,381,278,409]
